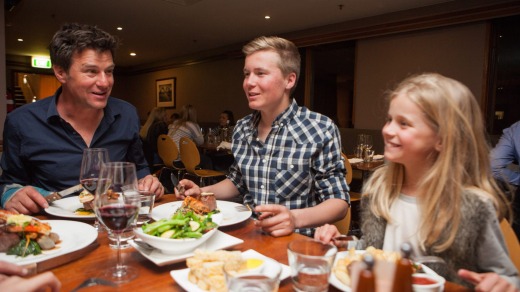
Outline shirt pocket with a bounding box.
[273,156,311,198]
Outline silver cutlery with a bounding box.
[234,204,261,220]
[70,277,116,291]
[129,239,154,251]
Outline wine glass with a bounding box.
[94,162,140,284]
[364,134,373,151]
[79,148,109,231]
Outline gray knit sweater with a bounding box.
[358,191,520,288]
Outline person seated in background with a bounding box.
[0,23,164,215]
[140,107,169,170]
[0,261,60,292]
[168,104,212,169]
[491,120,520,238]
[217,110,235,142]
[176,36,349,237]
[314,73,519,290]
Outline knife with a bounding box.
[45,184,85,204]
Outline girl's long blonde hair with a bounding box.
[140,107,167,139]
[364,73,511,252]
[170,105,198,132]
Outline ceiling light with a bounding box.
[265,15,271,19]
[130,52,137,56]
[17,38,23,42]
[117,27,123,31]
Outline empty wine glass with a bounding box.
[79,148,110,231]
[94,162,140,284]
[364,135,373,151]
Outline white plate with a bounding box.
[373,154,384,160]
[329,250,445,292]
[0,220,97,265]
[170,249,291,292]
[44,197,95,219]
[348,158,363,164]
[129,230,244,266]
[151,200,252,227]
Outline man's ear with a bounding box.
[53,65,67,83]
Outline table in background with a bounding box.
[34,195,469,291]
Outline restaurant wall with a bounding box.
[354,22,488,130]
[112,58,248,126]
[111,21,488,132]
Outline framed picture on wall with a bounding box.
[156,78,176,108]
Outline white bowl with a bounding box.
[134,213,223,255]
[412,273,445,292]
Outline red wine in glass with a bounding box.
[98,204,139,232]
[80,178,98,194]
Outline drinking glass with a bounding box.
[94,162,140,284]
[224,257,282,292]
[288,239,337,292]
[79,148,109,231]
[364,134,373,151]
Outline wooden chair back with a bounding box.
[333,208,351,235]
[179,137,201,175]
[341,152,353,185]
[500,219,520,272]
[157,134,179,168]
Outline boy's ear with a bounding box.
[285,72,296,90]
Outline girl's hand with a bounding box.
[458,269,519,292]
[314,224,342,246]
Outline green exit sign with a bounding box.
[31,57,52,68]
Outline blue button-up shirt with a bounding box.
[491,120,520,186]
[227,100,350,236]
[0,88,149,206]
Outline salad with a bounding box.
[141,209,218,239]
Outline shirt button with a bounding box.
[290,165,294,169]
[262,159,266,163]
[260,185,265,189]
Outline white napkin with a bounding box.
[373,154,384,160]
[348,158,363,164]
[216,141,231,151]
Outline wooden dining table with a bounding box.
[29,195,469,291]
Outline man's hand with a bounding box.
[138,175,164,200]
[4,186,48,215]
[254,204,296,237]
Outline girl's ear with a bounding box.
[434,136,443,152]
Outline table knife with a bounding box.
[45,184,84,204]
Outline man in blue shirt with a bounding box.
[491,120,520,237]
[0,23,164,214]
[176,36,350,237]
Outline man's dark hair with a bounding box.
[49,23,119,71]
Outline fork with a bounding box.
[235,204,261,220]
[70,277,117,291]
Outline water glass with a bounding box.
[137,190,155,226]
[287,239,337,292]
[364,149,375,162]
[224,257,282,292]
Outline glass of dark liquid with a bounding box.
[94,162,140,284]
[79,148,110,231]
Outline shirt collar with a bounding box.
[248,99,298,130]
[46,87,117,124]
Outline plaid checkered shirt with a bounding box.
[227,100,350,236]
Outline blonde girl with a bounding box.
[315,73,519,290]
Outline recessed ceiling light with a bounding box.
[117,27,123,30]
[130,52,136,56]
[265,15,271,19]
[17,38,23,42]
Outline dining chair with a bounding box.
[499,219,520,272]
[179,137,226,186]
[333,208,351,235]
[341,152,353,185]
[157,134,185,180]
